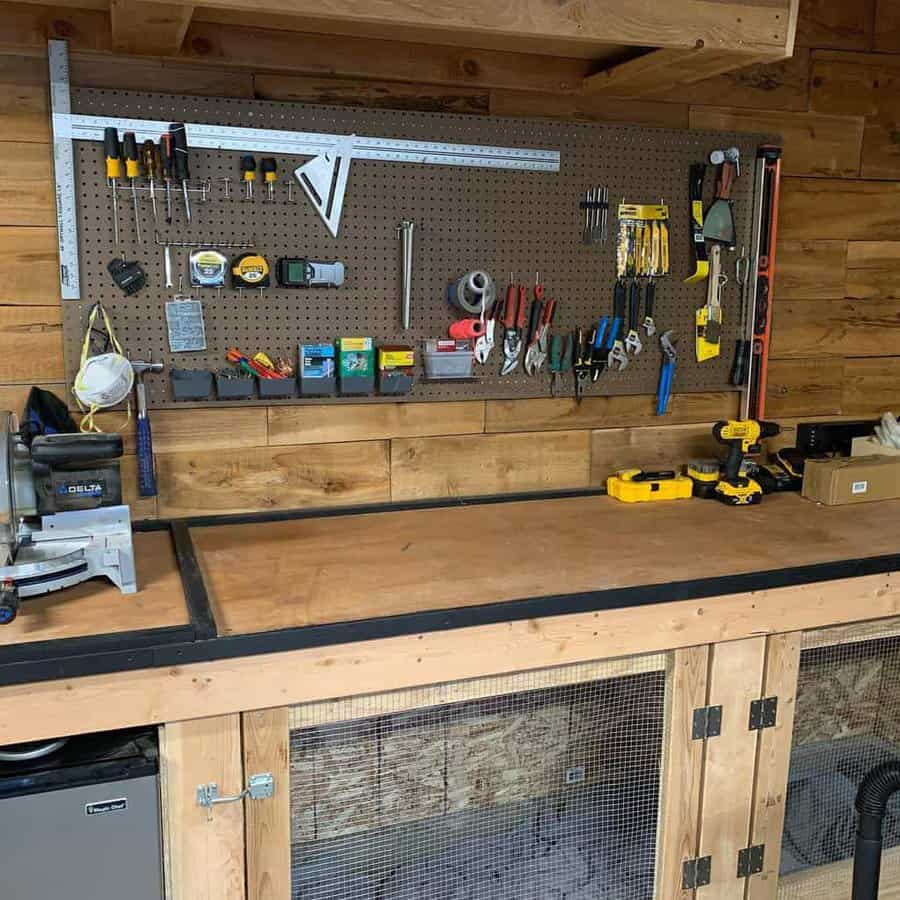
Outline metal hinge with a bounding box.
[737,844,765,878]
[692,705,723,740]
[196,772,274,818]
[749,697,778,731]
[682,856,712,889]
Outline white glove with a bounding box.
[875,412,900,449]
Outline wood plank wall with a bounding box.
[0,0,895,519]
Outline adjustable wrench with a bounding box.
[624,280,643,355]
[607,280,629,371]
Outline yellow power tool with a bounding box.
[711,419,781,506]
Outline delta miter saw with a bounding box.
[0,411,136,624]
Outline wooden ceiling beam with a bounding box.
[582,46,779,99]
[110,0,193,55]
[160,0,794,57]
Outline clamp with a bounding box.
[656,330,678,415]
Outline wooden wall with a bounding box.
[0,0,896,520]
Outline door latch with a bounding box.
[196,772,274,820]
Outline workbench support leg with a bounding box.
[160,715,247,900]
[655,645,710,900]
[243,707,291,900]
[745,633,801,900]
[696,637,767,900]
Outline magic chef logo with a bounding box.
[85,798,128,816]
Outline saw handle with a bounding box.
[137,416,157,498]
[31,433,124,465]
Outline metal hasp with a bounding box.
[196,773,274,818]
[48,40,80,299]
[682,856,712,889]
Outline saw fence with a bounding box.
[61,88,770,409]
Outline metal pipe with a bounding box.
[398,220,414,330]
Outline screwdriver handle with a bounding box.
[104,127,122,179]
[142,139,160,178]
[241,156,257,182]
[160,134,174,178]
[169,123,190,180]
[123,132,139,179]
[260,157,277,183]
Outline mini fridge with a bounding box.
[0,727,164,900]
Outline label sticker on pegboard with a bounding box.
[166,297,207,352]
[61,87,775,409]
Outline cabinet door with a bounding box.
[244,651,711,900]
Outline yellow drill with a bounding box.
[711,419,781,506]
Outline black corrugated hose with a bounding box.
[853,760,900,900]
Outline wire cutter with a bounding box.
[500,281,527,376]
[549,331,572,397]
[525,297,557,375]
[656,330,677,415]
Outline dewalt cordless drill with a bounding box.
[711,419,781,506]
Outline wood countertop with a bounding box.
[0,530,188,648]
[190,492,900,637]
[3,492,900,685]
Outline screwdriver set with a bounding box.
[59,85,767,410]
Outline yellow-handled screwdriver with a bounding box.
[241,155,256,201]
[261,157,277,202]
[123,132,142,243]
[142,139,161,227]
[103,127,122,245]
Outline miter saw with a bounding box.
[0,411,136,624]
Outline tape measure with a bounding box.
[231,253,270,289]
[190,249,228,288]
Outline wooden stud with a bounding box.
[695,637,767,900]
[267,401,485,446]
[159,716,247,900]
[0,227,60,305]
[794,0,876,51]
[390,430,591,500]
[764,358,844,417]
[0,305,64,382]
[110,0,194,55]
[0,141,55,226]
[744,633,801,900]
[776,240,847,300]
[243,707,290,900]
[770,298,900,358]
[688,106,865,178]
[655,645,709,900]
[584,48,775,99]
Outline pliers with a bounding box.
[474,296,499,364]
[549,331,572,397]
[500,281,527,376]
[525,298,557,375]
[656,330,677,415]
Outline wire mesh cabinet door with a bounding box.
[777,619,900,900]
[243,653,712,900]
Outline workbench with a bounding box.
[2,491,899,900]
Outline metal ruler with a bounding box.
[66,114,561,171]
[49,40,80,300]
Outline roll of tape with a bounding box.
[449,270,496,315]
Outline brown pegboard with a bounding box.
[62,88,772,408]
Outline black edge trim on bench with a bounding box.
[170,521,217,641]
[132,487,603,533]
[0,550,897,688]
